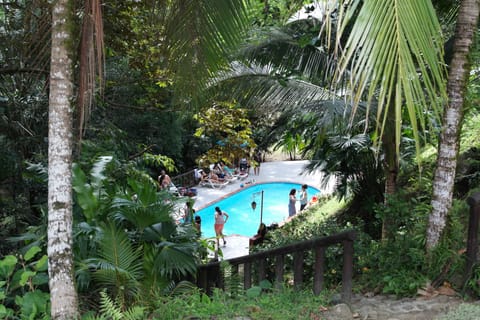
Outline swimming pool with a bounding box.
[195,182,320,238]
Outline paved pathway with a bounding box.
[330,293,465,320]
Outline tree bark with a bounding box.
[381,99,398,240]
[48,0,79,318]
[427,0,480,249]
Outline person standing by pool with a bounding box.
[183,200,194,224]
[288,189,298,217]
[194,215,201,235]
[253,149,262,175]
[299,184,308,211]
[214,206,229,247]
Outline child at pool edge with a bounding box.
[214,206,229,247]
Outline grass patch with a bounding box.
[306,196,347,224]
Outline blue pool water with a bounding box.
[196,182,320,238]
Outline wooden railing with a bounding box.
[171,169,197,188]
[196,230,356,303]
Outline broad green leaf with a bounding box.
[20,271,36,286]
[0,304,14,318]
[259,279,272,290]
[35,255,48,272]
[32,273,49,286]
[24,246,41,262]
[17,290,50,319]
[0,255,17,279]
[246,286,262,298]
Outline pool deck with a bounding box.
[193,160,334,260]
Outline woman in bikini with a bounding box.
[214,206,229,247]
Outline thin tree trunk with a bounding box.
[382,100,398,240]
[48,0,79,318]
[427,0,480,249]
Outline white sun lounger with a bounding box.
[168,182,180,195]
[236,173,248,180]
[200,179,229,189]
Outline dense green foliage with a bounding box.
[149,286,330,320]
[1,0,480,317]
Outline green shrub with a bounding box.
[0,246,50,319]
[149,286,331,319]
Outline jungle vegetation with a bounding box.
[1,0,480,318]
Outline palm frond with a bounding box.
[168,280,198,296]
[164,0,253,102]
[238,26,338,84]
[89,224,143,299]
[110,177,176,231]
[98,290,145,320]
[154,241,198,278]
[212,61,337,110]
[334,0,448,158]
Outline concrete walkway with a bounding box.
[323,293,466,320]
[193,160,333,210]
[192,160,333,260]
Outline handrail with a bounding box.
[197,230,356,303]
[171,169,197,188]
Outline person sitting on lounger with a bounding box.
[220,161,238,178]
[212,162,225,178]
[208,170,224,182]
[194,168,207,184]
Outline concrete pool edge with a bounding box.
[193,180,321,212]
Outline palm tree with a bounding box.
[72,159,200,306]
[213,0,447,192]
[47,0,79,318]
[46,1,253,315]
[427,0,480,249]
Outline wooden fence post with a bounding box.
[313,246,325,295]
[342,239,354,304]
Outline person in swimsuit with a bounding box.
[214,206,229,247]
[288,188,298,217]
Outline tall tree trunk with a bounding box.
[427,0,480,249]
[382,100,398,240]
[48,0,79,318]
